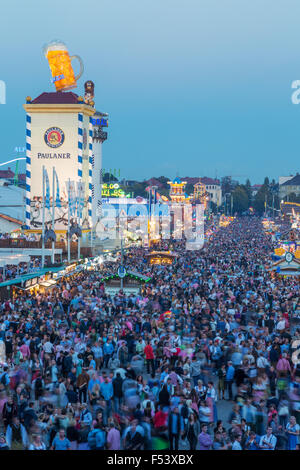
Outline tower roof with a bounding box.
[31,92,80,104]
[173,177,182,184]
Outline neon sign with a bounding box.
[102,183,127,198]
[92,118,108,127]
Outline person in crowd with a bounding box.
[51,428,71,450]
[259,426,277,450]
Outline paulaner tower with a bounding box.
[23,92,95,231]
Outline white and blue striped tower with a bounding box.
[23,92,95,236]
[25,102,31,229]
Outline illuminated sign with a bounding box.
[66,263,77,273]
[91,118,108,127]
[101,183,129,198]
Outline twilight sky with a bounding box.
[0,0,300,183]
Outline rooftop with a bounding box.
[30,91,80,105]
[185,177,220,185]
[281,174,300,186]
[0,168,15,179]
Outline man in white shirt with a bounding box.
[257,354,270,370]
[43,339,54,354]
[259,427,277,450]
[276,317,286,333]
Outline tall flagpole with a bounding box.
[147,187,151,248]
[120,234,123,291]
[78,183,81,261]
[78,230,81,261]
[67,178,71,264]
[51,167,55,265]
[42,166,45,268]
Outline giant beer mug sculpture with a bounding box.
[44,40,84,92]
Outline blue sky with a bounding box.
[0,0,300,183]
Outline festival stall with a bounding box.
[0,265,65,300]
[146,251,176,265]
[267,252,300,278]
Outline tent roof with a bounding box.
[0,265,65,287]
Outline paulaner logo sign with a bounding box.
[44,127,65,148]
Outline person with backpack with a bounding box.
[0,366,10,389]
[79,403,93,431]
[23,402,38,431]
[88,424,106,450]
[112,372,123,413]
[33,373,44,401]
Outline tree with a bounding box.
[232,185,249,214]
[103,172,118,183]
[253,181,271,215]
[185,183,194,196]
[156,176,169,185]
[209,201,218,214]
[244,179,252,204]
[221,176,234,196]
[252,177,280,215]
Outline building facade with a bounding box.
[279,174,300,200]
[199,177,222,207]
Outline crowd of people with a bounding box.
[0,216,299,451]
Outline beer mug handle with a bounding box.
[70,55,84,81]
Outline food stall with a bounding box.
[146,251,176,265]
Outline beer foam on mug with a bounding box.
[43,40,67,57]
